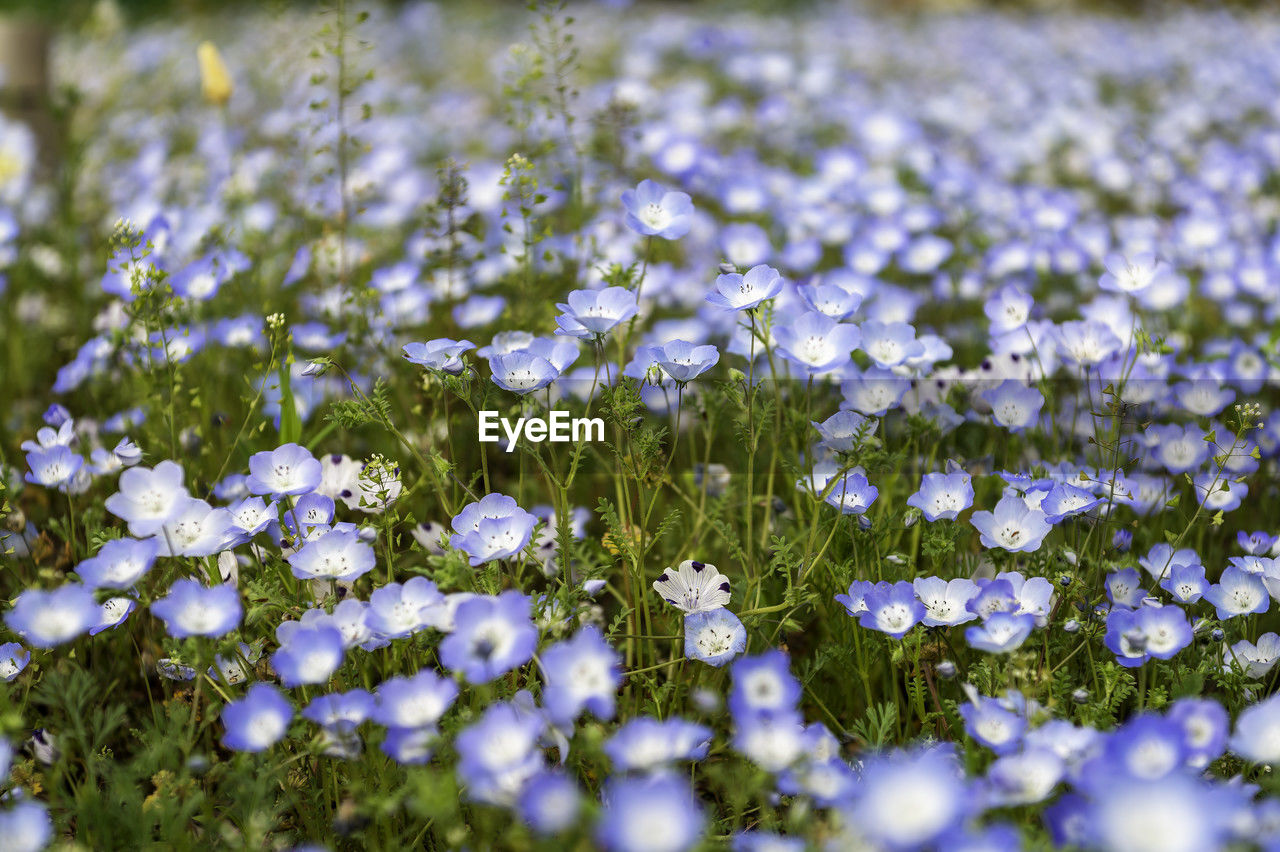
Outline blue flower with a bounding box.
[970,494,1052,553]
[554,287,639,340]
[822,470,879,515]
[1159,562,1207,604]
[859,320,925,369]
[286,527,376,582]
[75,537,159,589]
[455,700,545,805]
[0,642,31,682]
[104,461,191,537]
[24,446,83,490]
[540,625,621,726]
[906,471,974,521]
[1203,565,1269,620]
[449,493,538,566]
[366,577,444,639]
[857,580,925,639]
[774,311,861,375]
[246,443,322,498]
[1039,482,1103,523]
[604,717,712,772]
[402,338,476,374]
[440,591,538,684]
[639,340,720,384]
[0,801,52,852]
[220,683,293,753]
[597,774,705,852]
[981,379,1044,433]
[684,608,746,667]
[959,694,1026,754]
[488,351,559,395]
[706,264,784,311]
[271,624,345,687]
[1167,698,1227,769]
[517,769,582,835]
[4,584,100,648]
[621,179,693,239]
[150,580,242,639]
[729,650,800,719]
[913,577,979,627]
[965,612,1036,653]
[371,669,458,729]
[847,745,972,850]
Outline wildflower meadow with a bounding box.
[4,0,1280,849]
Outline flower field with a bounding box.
[4,1,1280,849]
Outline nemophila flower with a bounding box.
[381,725,439,765]
[449,494,538,566]
[0,642,31,681]
[1168,698,1228,769]
[857,580,925,639]
[983,748,1065,808]
[834,579,877,617]
[913,577,979,627]
[984,284,1034,333]
[402,338,475,374]
[518,769,582,836]
[1230,692,1280,764]
[732,708,807,772]
[0,801,52,852]
[597,773,705,852]
[150,580,241,639]
[966,612,1035,653]
[246,443,322,498]
[706,264,784,311]
[775,311,861,374]
[684,609,747,667]
[226,496,278,541]
[1104,606,1193,667]
[1137,543,1201,583]
[440,592,538,684]
[797,283,862,319]
[366,577,445,639]
[24,446,83,489]
[823,470,879,515]
[907,471,974,522]
[1204,565,1269,620]
[1238,530,1278,555]
[271,624,345,687]
[1159,562,1207,604]
[1040,482,1103,523]
[286,527,376,582]
[621,179,693,239]
[652,559,731,613]
[859,320,924,369]
[1055,319,1123,367]
[488,351,558,395]
[841,366,910,415]
[302,689,375,739]
[91,597,136,635]
[640,340,720,384]
[372,669,458,729]
[455,700,546,806]
[1223,633,1280,678]
[1088,774,1234,852]
[1099,251,1171,295]
[554,287,639,340]
[154,498,236,557]
[966,578,1019,620]
[970,494,1052,552]
[729,650,800,719]
[220,683,293,753]
[959,693,1026,754]
[75,536,159,589]
[1145,424,1212,474]
[452,294,506,328]
[811,409,874,453]
[539,625,622,725]
[980,379,1043,432]
[1193,472,1246,512]
[1106,568,1147,609]
[846,746,971,851]
[605,717,713,772]
[104,460,190,537]
[4,584,99,648]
